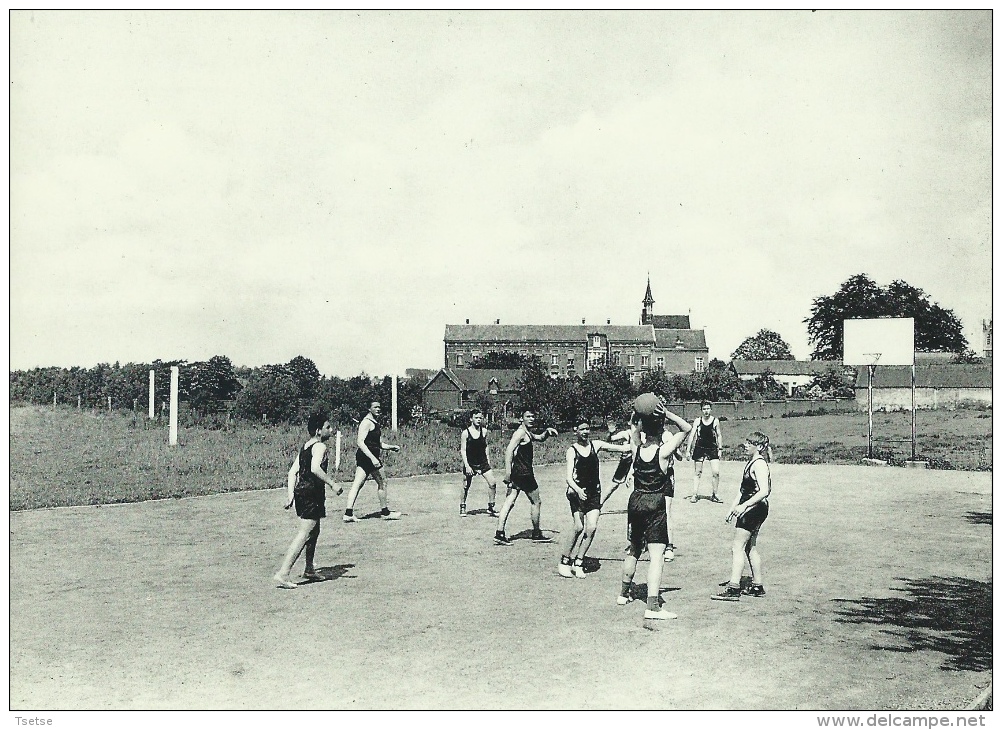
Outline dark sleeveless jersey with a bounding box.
[298,442,328,489]
[740,458,769,503]
[465,427,488,464]
[511,433,534,477]
[363,417,381,459]
[632,441,671,495]
[694,418,718,447]
[571,441,600,489]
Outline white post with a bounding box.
[335,431,342,471]
[53,391,56,410]
[107,395,112,412]
[149,370,155,419]
[169,366,179,446]
[391,374,398,432]
[77,395,81,410]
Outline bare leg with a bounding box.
[729,528,753,585]
[692,460,703,499]
[496,487,520,534]
[646,543,666,608]
[562,510,584,560]
[747,531,763,585]
[526,488,542,532]
[483,470,498,509]
[275,518,318,586]
[372,469,388,510]
[709,459,721,498]
[344,467,369,511]
[573,509,600,560]
[303,522,321,574]
[461,473,473,508]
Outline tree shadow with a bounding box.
[304,564,356,583]
[832,576,992,672]
[964,511,992,525]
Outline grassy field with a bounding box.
[10,405,992,511]
[10,460,992,709]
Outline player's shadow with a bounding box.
[628,582,683,603]
[304,564,356,583]
[832,576,992,672]
[510,528,559,541]
[359,511,385,520]
[600,509,627,516]
[964,511,992,525]
[466,508,492,517]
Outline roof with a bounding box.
[854,364,993,389]
[653,329,707,351]
[444,324,656,344]
[650,314,691,329]
[730,359,834,376]
[423,368,523,392]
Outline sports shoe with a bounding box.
[381,511,402,520]
[486,505,499,518]
[558,563,574,578]
[342,514,360,523]
[531,531,553,543]
[643,608,678,620]
[686,495,700,503]
[616,595,634,606]
[742,584,766,597]
[460,504,467,517]
[572,564,586,579]
[664,545,675,562]
[494,532,512,546]
[708,495,723,504]
[711,585,742,601]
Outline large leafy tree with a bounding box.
[731,329,795,361]
[286,355,321,399]
[578,364,633,421]
[806,274,968,360]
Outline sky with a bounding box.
[9,10,993,377]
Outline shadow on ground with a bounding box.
[964,511,992,525]
[832,576,992,672]
[305,564,356,583]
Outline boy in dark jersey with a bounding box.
[559,420,633,578]
[274,412,343,588]
[460,409,499,517]
[494,410,558,545]
[686,401,724,503]
[712,431,772,601]
[617,395,691,621]
[343,401,402,522]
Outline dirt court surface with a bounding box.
[10,461,992,710]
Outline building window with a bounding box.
[695,357,705,372]
[551,354,558,366]
[656,356,664,370]
[640,355,649,367]
[456,354,464,367]
[567,356,575,368]
[593,335,601,347]
[613,352,621,365]
[627,354,635,367]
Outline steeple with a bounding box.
[641,275,655,325]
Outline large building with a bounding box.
[441,281,709,381]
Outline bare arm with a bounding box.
[357,419,381,465]
[686,419,699,457]
[285,453,300,509]
[531,427,559,442]
[662,410,692,454]
[504,428,523,482]
[592,438,632,455]
[565,447,586,499]
[311,442,344,495]
[460,429,472,474]
[714,418,724,453]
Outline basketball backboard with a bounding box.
[843,318,914,366]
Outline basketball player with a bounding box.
[460,409,499,517]
[343,401,402,522]
[686,401,723,503]
[494,410,558,545]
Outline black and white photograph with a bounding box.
[9,9,993,718]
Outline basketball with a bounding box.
[633,392,662,418]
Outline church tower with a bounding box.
[640,275,655,325]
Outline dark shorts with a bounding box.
[612,454,632,483]
[736,500,769,533]
[509,472,539,493]
[294,486,326,520]
[467,460,491,476]
[692,444,720,462]
[356,449,381,474]
[567,484,601,514]
[627,491,669,548]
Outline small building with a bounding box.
[854,364,992,411]
[984,319,993,360]
[422,368,523,416]
[729,359,835,396]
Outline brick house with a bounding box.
[422,368,523,417]
[730,359,837,395]
[442,281,710,381]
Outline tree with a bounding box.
[578,364,633,421]
[233,367,300,424]
[806,274,968,360]
[731,329,794,361]
[805,365,857,399]
[286,356,321,399]
[187,356,240,413]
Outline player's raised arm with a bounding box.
[661,408,692,454]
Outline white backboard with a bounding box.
[843,318,914,366]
